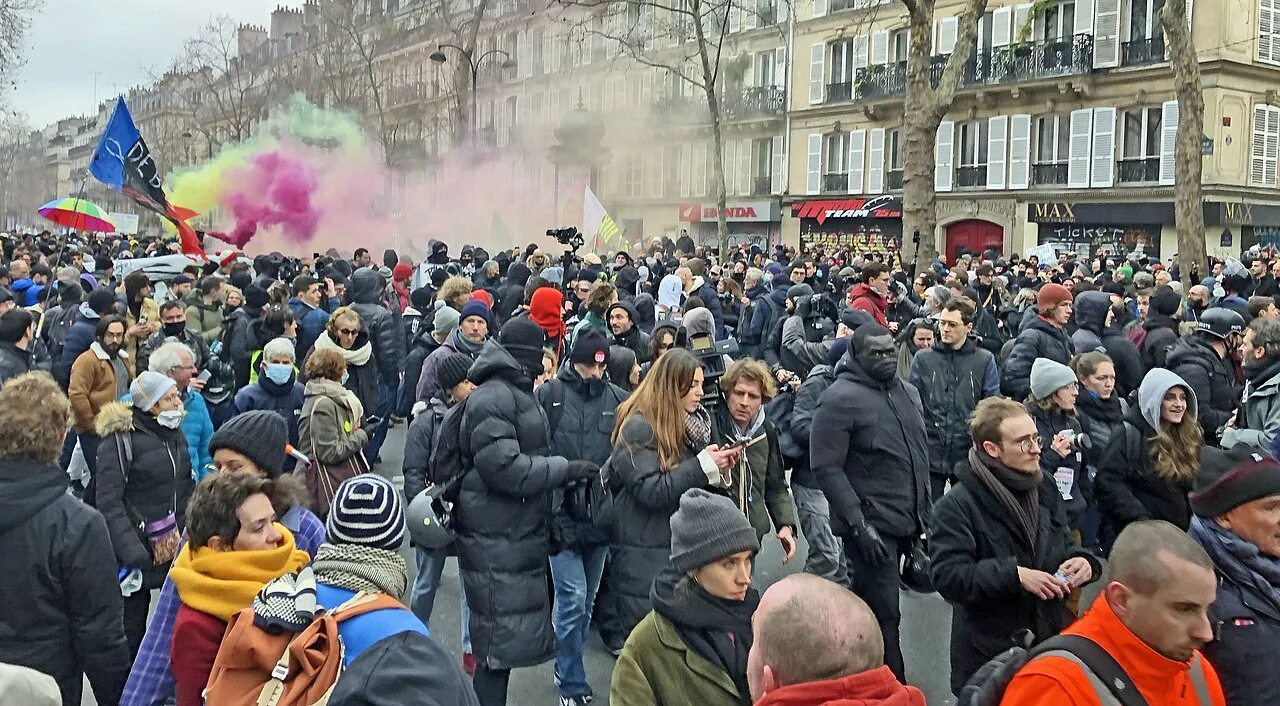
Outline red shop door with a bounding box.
[945,219,1004,265]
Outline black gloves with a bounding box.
[567,460,599,482]
[848,522,891,565]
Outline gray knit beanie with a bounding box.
[670,488,759,573]
[433,305,460,337]
[1030,358,1078,401]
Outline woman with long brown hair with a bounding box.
[1096,368,1203,533]
[601,348,741,654]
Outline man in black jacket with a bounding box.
[606,301,651,364]
[809,324,929,681]
[909,298,999,502]
[0,373,129,706]
[1167,308,1243,445]
[1138,285,1182,370]
[929,397,1100,693]
[1070,290,1145,398]
[348,268,402,462]
[1001,283,1076,400]
[0,307,35,385]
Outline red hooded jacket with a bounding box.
[754,665,927,706]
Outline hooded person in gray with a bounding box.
[1095,367,1202,532]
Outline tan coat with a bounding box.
[68,343,133,432]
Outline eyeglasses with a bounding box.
[337,328,359,336]
[1013,436,1044,454]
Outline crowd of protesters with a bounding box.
[6,225,1280,706]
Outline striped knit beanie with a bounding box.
[325,475,405,550]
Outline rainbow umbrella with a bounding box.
[37,197,117,232]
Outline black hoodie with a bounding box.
[607,300,652,363]
[0,459,130,705]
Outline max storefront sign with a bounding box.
[792,196,904,254]
[1028,201,1169,259]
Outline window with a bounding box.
[829,40,857,84]
[1122,106,1162,158]
[1262,0,1280,64]
[890,29,909,61]
[1127,0,1167,40]
[958,121,989,167]
[753,138,773,179]
[755,49,777,86]
[1034,114,1070,163]
[529,27,545,74]
[887,128,903,170]
[825,132,849,174]
[976,11,995,51]
[1037,1,1076,41]
[625,157,644,198]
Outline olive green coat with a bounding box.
[609,610,743,706]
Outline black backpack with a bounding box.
[764,388,803,462]
[960,633,1149,706]
[539,379,619,533]
[428,397,472,502]
[743,296,783,349]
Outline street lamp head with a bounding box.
[500,58,517,70]
[429,49,447,64]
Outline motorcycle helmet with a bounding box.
[407,484,456,550]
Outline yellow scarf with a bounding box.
[169,524,310,622]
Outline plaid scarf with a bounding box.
[311,543,408,600]
[684,406,712,452]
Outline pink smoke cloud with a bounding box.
[213,150,322,248]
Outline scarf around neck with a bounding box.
[685,405,713,452]
[450,327,484,356]
[311,542,408,600]
[651,566,758,705]
[968,447,1041,550]
[314,330,372,366]
[1189,516,1280,613]
[168,524,310,622]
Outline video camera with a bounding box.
[546,227,584,251]
[675,327,738,408]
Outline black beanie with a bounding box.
[1191,447,1280,517]
[1151,286,1181,317]
[436,352,473,393]
[87,288,117,315]
[209,410,289,478]
[499,317,546,376]
[571,330,611,367]
[244,284,270,309]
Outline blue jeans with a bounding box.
[364,382,394,462]
[549,545,608,698]
[411,546,470,651]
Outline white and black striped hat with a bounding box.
[326,475,405,550]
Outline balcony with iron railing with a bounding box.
[825,81,853,104]
[845,34,1094,103]
[653,86,786,124]
[1121,35,1165,67]
[887,169,904,189]
[753,175,773,195]
[956,165,988,188]
[1033,162,1069,186]
[1117,157,1160,183]
[822,172,848,192]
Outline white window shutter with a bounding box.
[813,0,828,19]
[1186,0,1194,28]
[936,120,955,192]
[868,128,886,193]
[987,116,1008,189]
[680,144,692,197]
[738,138,752,195]
[1074,0,1094,35]
[695,143,708,197]
[1009,114,1031,189]
[806,133,822,194]
[871,30,890,64]
[1091,106,1116,187]
[1251,105,1280,187]
[729,3,741,33]
[848,129,866,193]
[774,48,787,88]
[808,42,826,104]
[1159,99,1179,186]
[776,0,787,24]
[745,0,759,30]
[722,140,737,195]
[1267,106,1279,186]
[852,34,870,96]
[745,53,756,87]
[939,17,959,54]
[649,149,664,198]
[1068,108,1093,188]
[992,6,1012,47]
[1261,0,1279,64]
[1013,4,1031,42]
[1093,0,1121,67]
[771,135,785,193]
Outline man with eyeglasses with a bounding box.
[929,396,1100,695]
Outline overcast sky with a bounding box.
[12,0,271,128]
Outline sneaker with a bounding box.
[462,652,477,676]
[558,696,591,706]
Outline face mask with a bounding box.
[856,336,898,382]
[157,409,185,429]
[163,321,185,338]
[341,371,350,386]
[264,363,293,385]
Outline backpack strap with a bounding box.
[1030,635,1149,706]
[1187,654,1211,706]
[540,379,566,436]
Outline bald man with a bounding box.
[747,574,925,705]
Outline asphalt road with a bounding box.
[86,421,1008,705]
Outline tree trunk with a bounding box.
[1162,0,1206,280]
[902,7,938,275]
[708,92,730,259]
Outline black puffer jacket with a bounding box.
[349,269,402,386]
[93,401,194,588]
[403,396,448,502]
[1075,391,1127,468]
[1167,335,1239,444]
[0,458,130,706]
[607,412,709,646]
[1095,406,1193,532]
[1001,316,1075,400]
[1071,291,1145,398]
[1138,314,1180,370]
[455,340,569,671]
[788,363,836,488]
[930,456,1100,693]
[909,338,998,478]
[810,352,930,538]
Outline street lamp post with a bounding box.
[429,44,518,144]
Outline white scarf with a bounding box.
[313,330,372,366]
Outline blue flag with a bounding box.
[90,97,168,212]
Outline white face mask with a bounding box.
[157,409,185,429]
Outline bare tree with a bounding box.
[0,112,44,226]
[168,17,274,146]
[1161,0,1204,278]
[0,0,41,91]
[900,0,988,271]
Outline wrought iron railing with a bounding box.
[1032,162,1069,186]
[1117,157,1160,183]
[1121,35,1166,67]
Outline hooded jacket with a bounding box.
[299,376,369,469]
[608,301,652,364]
[846,283,890,327]
[753,666,925,706]
[909,337,999,478]
[455,339,570,670]
[929,454,1100,692]
[495,262,531,324]
[1221,358,1280,450]
[1001,316,1075,400]
[810,352,930,538]
[999,592,1224,706]
[0,458,129,706]
[57,302,102,387]
[1139,313,1180,371]
[1070,291,1145,397]
[233,371,306,458]
[1166,335,1239,444]
[348,268,402,385]
[1095,368,1198,532]
[184,297,224,344]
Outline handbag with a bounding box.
[304,407,370,521]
